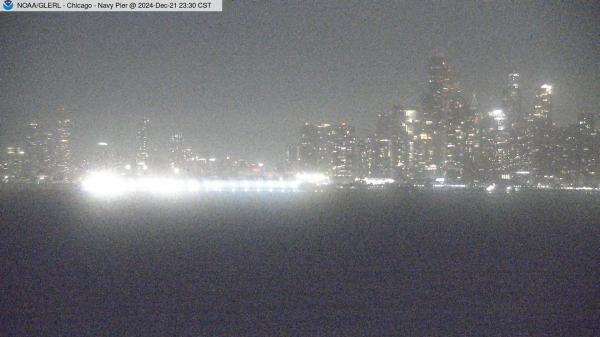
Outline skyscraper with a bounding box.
[526,84,554,181]
[501,73,530,183]
[24,120,53,182]
[502,73,523,129]
[54,115,72,182]
[296,123,335,173]
[488,109,512,181]
[3,146,25,182]
[403,108,421,182]
[295,122,360,180]
[532,84,553,123]
[444,79,472,184]
[420,55,473,184]
[297,123,319,171]
[169,133,185,170]
[419,55,449,181]
[136,118,150,170]
[368,106,408,179]
[575,112,599,186]
[329,123,359,182]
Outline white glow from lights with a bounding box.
[81,171,128,198]
[433,184,466,188]
[295,172,330,185]
[489,109,505,121]
[187,179,201,192]
[486,184,496,193]
[363,178,395,185]
[541,84,553,94]
[567,186,599,191]
[81,171,302,198]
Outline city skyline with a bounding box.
[3,4,599,337]
[3,52,600,192]
[0,54,597,168]
[1,1,599,162]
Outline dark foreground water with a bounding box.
[1,188,598,336]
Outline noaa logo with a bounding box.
[3,0,13,10]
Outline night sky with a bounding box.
[1,1,599,163]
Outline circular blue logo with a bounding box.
[3,0,13,10]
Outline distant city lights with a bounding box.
[363,178,395,185]
[295,172,330,185]
[541,83,553,94]
[3,56,599,194]
[81,170,304,198]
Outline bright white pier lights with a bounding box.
[81,171,302,198]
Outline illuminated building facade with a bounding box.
[469,92,490,184]
[503,73,523,129]
[444,83,473,184]
[296,123,319,171]
[472,102,497,184]
[419,55,474,184]
[419,55,449,181]
[24,120,54,182]
[329,123,358,181]
[547,115,600,187]
[525,84,554,181]
[54,116,72,182]
[403,108,422,182]
[576,113,600,185]
[368,106,409,180]
[501,73,528,181]
[296,123,332,173]
[2,146,26,182]
[136,118,150,170]
[169,133,185,170]
[487,109,512,181]
[294,122,361,180]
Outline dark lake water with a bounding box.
[1,188,598,336]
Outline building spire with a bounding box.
[470,90,479,110]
